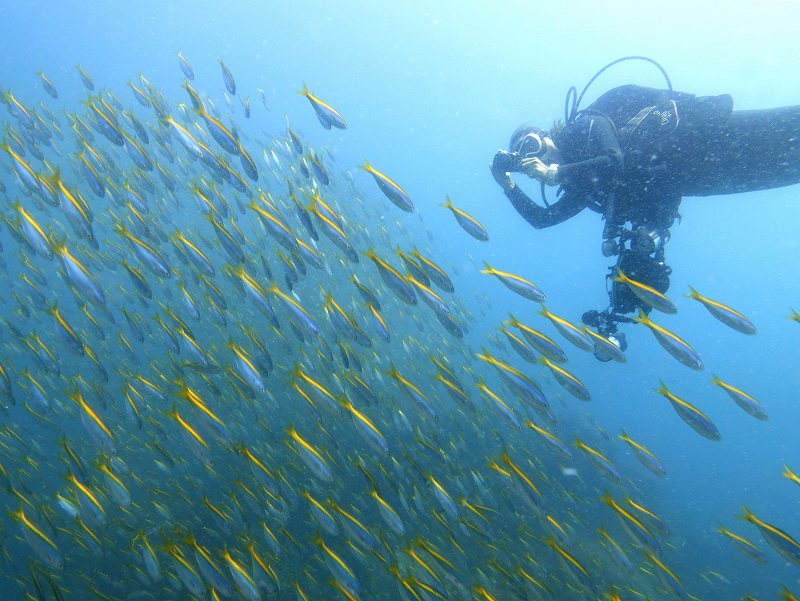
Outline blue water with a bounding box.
[1,1,799,599]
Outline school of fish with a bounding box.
[0,54,798,601]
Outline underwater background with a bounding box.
[0,0,799,599]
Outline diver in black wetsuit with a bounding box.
[491,70,800,361]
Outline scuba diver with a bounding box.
[491,57,800,361]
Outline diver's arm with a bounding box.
[556,117,623,189]
[491,150,588,229]
[504,182,588,229]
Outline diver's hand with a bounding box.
[521,156,559,185]
[490,151,515,192]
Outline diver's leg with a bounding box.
[678,106,800,196]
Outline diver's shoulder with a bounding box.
[591,84,669,106]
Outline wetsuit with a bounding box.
[502,84,800,317]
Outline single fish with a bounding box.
[711,374,767,420]
[655,381,720,440]
[360,160,413,212]
[178,51,194,79]
[220,58,236,94]
[539,305,594,352]
[619,429,666,477]
[613,268,676,313]
[718,527,768,565]
[442,195,488,240]
[687,286,756,334]
[740,506,800,567]
[38,71,59,98]
[299,83,346,129]
[634,310,703,370]
[481,262,546,302]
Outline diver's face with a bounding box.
[539,137,560,165]
[516,133,560,164]
[516,132,545,157]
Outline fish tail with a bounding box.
[112,221,128,236]
[738,506,755,523]
[48,232,67,255]
[44,166,61,189]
